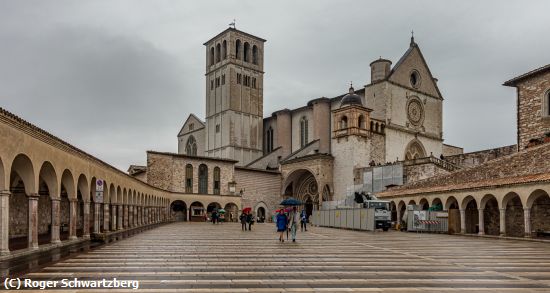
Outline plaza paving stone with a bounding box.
[23,222,550,292]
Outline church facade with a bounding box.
[159,27,464,219]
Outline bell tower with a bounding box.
[203,27,266,165]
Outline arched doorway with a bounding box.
[462,196,479,234]
[419,198,429,210]
[503,192,524,237]
[445,196,460,234]
[528,189,550,237]
[480,194,500,236]
[207,202,221,221]
[189,201,205,222]
[257,207,266,222]
[170,200,187,221]
[282,169,319,211]
[224,203,238,222]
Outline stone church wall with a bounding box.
[404,162,449,184]
[234,167,281,218]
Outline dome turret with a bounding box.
[341,84,363,107]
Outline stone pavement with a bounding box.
[23,222,550,292]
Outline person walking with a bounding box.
[211,210,218,224]
[240,212,247,231]
[300,209,308,232]
[288,206,300,242]
[246,212,254,231]
[276,209,288,242]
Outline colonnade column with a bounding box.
[103,203,110,232]
[117,204,123,230]
[93,202,101,234]
[524,207,532,238]
[51,197,61,243]
[134,205,138,226]
[0,191,11,255]
[82,201,90,238]
[68,199,77,240]
[478,208,485,235]
[28,194,39,249]
[459,209,466,234]
[129,206,134,228]
[111,204,117,231]
[499,208,506,236]
[138,206,142,225]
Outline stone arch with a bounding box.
[527,189,550,236]
[389,201,397,222]
[282,168,319,205]
[503,191,524,237]
[235,39,241,60]
[222,40,227,59]
[10,154,36,195]
[480,194,500,236]
[224,202,239,222]
[76,174,89,237]
[445,196,459,210]
[116,186,122,204]
[243,42,250,62]
[170,200,187,221]
[462,195,479,234]
[216,43,221,62]
[408,199,416,205]
[38,161,58,245]
[405,139,426,160]
[0,155,5,191]
[254,201,269,223]
[252,45,258,64]
[207,202,221,214]
[419,198,429,210]
[430,198,443,210]
[189,201,205,222]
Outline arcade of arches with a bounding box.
[388,185,550,237]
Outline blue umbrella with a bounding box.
[280,197,302,206]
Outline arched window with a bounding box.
[405,140,426,160]
[222,40,227,59]
[235,39,241,60]
[198,164,208,194]
[210,47,214,66]
[185,164,193,193]
[252,45,258,64]
[300,117,308,147]
[216,43,221,62]
[358,115,365,129]
[370,121,374,131]
[266,127,274,153]
[380,124,385,134]
[375,123,379,132]
[243,42,250,62]
[185,136,197,156]
[341,116,348,129]
[544,90,550,117]
[213,167,220,195]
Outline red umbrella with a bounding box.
[243,207,252,213]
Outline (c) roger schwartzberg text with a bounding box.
[4,277,140,290]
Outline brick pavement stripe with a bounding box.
[21,222,550,291]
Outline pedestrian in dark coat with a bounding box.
[246,213,254,231]
[240,212,247,231]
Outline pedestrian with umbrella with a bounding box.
[275,209,288,242]
[240,210,248,231]
[280,198,302,242]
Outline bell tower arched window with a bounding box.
[300,117,308,147]
[341,116,348,129]
[185,136,197,156]
[252,45,258,64]
[358,115,365,129]
[222,40,227,59]
[244,42,250,62]
[210,47,215,66]
[235,39,241,60]
[216,43,221,62]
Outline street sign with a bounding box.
[96,179,104,192]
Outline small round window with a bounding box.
[410,70,421,88]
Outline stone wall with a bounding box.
[442,144,463,156]
[404,162,449,184]
[234,167,281,218]
[531,195,550,232]
[9,191,28,237]
[445,145,517,169]
[514,70,550,150]
[38,193,51,234]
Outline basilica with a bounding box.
[136,27,472,220]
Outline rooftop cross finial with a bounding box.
[229,19,236,29]
[349,81,354,93]
[410,30,416,47]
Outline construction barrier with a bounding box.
[406,206,448,233]
[311,208,376,231]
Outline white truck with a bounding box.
[357,192,391,231]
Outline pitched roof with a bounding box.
[503,64,550,87]
[177,113,205,137]
[377,142,550,197]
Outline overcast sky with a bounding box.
[1,1,548,171]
